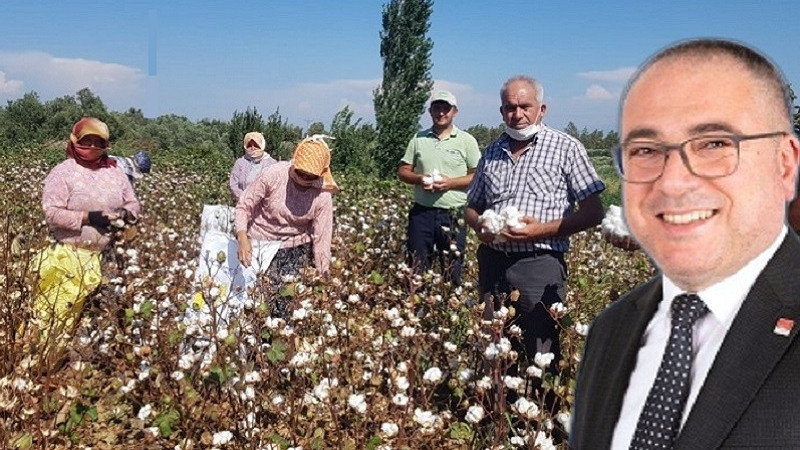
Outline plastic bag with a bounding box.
[29,244,102,339]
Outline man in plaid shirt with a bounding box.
[466,75,606,376]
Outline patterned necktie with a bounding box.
[629,293,709,450]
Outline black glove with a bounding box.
[115,208,137,225]
[88,211,111,229]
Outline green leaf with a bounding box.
[69,403,84,425]
[139,300,154,319]
[367,270,384,285]
[270,433,291,449]
[154,408,180,438]
[13,433,33,450]
[209,367,226,385]
[311,427,325,450]
[449,422,473,441]
[365,435,383,450]
[85,405,98,421]
[267,339,288,363]
[279,283,296,298]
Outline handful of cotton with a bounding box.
[479,206,525,242]
[422,168,443,186]
[601,205,640,251]
[601,205,630,237]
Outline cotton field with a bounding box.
[0,155,653,449]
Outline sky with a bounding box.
[1,0,798,133]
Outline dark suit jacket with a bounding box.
[571,232,800,449]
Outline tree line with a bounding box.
[0,87,624,174]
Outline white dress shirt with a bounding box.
[610,227,787,449]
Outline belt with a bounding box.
[487,245,563,260]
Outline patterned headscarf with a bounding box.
[290,135,338,193]
[66,117,115,170]
[243,131,266,161]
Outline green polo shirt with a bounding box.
[401,126,481,209]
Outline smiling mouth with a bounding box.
[660,209,715,225]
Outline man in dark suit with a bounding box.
[571,39,800,449]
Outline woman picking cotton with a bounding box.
[229,131,277,201]
[32,117,140,346]
[235,135,336,317]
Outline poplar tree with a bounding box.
[373,0,434,178]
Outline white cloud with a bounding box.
[251,78,500,129]
[577,67,637,83]
[0,71,23,95]
[0,51,145,110]
[281,78,380,124]
[584,84,616,101]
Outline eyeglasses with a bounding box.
[77,136,109,149]
[614,131,787,183]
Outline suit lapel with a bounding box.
[676,234,800,449]
[589,278,663,447]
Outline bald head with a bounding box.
[621,39,794,132]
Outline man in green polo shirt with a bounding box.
[398,89,481,286]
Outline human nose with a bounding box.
[655,145,700,191]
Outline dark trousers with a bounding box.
[477,244,567,372]
[406,203,467,286]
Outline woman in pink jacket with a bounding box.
[34,117,141,342]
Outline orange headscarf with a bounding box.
[66,117,115,170]
[290,135,338,193]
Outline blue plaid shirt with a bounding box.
[467,125,605,253]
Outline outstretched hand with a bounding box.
[500,216,543,242]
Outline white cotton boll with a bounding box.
[475,376,492,392]
[381,422,399,438]
[291,307,308,321]
[392,393,409,406]
[465,405,485,424]
[212,430,233,446]
[413,408,437,428]
[137,404,153,420]
[400,326,416,337]
[602,204,631,237]
[422,175,434,186]
[244,371,261,383]
[394,376,410,391]
[512,397,540,420]
[500,206,525,230]
[534,352,556,370]
[422,367,442,384]
[314,378,338,401]
[504,375,525,391]
[479,209,504,234]
[430,168,443,183]
[556,411,572,434]
[348,393,367,414]
[383,307,400,320]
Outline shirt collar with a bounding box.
[663,226,788,329]
[426,125,458,139]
